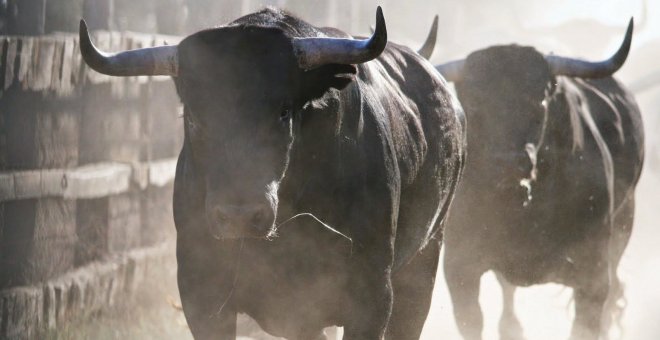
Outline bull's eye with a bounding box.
[280,108,292,123]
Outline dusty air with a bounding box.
[0,1,658,340]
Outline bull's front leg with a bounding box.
[444,247,484,340]
[177,232,239,340]
[343,242,394,340]
[496,272,525,340]
[570,270,610,340]
[568,223,616,340]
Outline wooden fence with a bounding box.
[0,29,182,338]
[0,1,385,338]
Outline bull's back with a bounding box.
[361,43,465,268]
[365,42,465,187]
[572,77,645,205]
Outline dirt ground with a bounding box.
[52,168,658,340]
[54,101,660,340]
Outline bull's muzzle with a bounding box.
[207,203,274,239]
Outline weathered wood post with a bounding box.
[82,0,114,31]
[0,3,184,336]
[0,35,80,291]
[45,0,84,33]
[76,53,144,265]
[138,75,181,247]
[6,0,47,35]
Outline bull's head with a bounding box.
[436,18,633,83]
[434,19,632,189]
[80,8,387,239]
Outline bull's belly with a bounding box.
[490,218,611,288]
[232,235,352,338]
[236,272,347,338]
[494,252,571,287]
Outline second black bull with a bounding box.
[79,7,465,340]
[435,19,644,340]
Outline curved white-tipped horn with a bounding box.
[79,19,178,76]
[545,18,633,78]
[417,15,438,59]
[292,6,387,69]
[435,59,465,82]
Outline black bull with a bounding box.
[80,7,465,340]
[436,20,644,340]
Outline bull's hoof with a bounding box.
[499,316,525,340]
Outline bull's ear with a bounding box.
[301,64,357,101]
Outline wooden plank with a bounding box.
[69,38,82,88]
[148,158,177,187]
[57,36,76,96]
[40,169,66,196]
[13,170,42,200]
[3,38,18,91]
[0,158,176,201]
[17,37,34,87]
[49,39,64,93]
[28,37,56,92]
[63,162,132,199]
[0,173,15,201]
[0,32,180,96]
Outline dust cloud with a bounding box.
[57,0,660,339]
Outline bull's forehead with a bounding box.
[465,45,550,82]
[459,45,552,103]
[178,26,299,92]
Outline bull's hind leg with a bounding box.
[570,278,609,340]
[602,196,635,338]
[570,196,635,340]
[385,239,441,340]
[495,273,525,340]
[444,248,485,340]
[570,231,612,340]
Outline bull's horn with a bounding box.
[293,6,387,69]
[545,18,633,78]
[435,59,465,82]
[418,15,438,59]
[79,19,178,76]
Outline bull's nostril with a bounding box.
[251,210,266,226]
[215,208,228,224]
[210,204,272,236]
